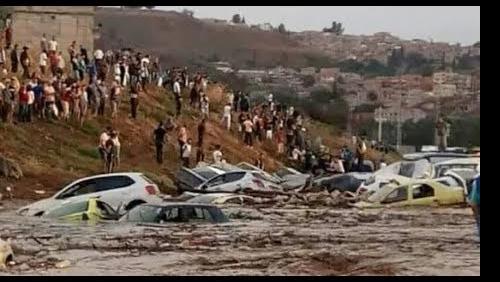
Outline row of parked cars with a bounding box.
[16,152,479,224]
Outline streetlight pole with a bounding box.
[374,106,387,143]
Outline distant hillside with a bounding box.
[95,7,332,69]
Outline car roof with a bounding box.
[77,172,143,182]
[141,202,220,208]
[403,152,470,160]
[434,157,480,166]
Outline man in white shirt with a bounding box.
[173,78,182,116]
[212,144,223,164]
[48,36,58,55]
[181,138,192,168]
[222,103,232,131]
[39,51,48,75]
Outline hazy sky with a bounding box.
[158,6,480,45]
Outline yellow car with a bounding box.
[353,178,465,209]
[43,198,119,222]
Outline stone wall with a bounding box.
[10,6,95,58]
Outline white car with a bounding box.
[431,157,480,178]
[17,172,162,217]
[194,171,282,193]
[359,159,432,193]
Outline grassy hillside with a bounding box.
[95,7,332,69]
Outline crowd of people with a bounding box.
[1,21,374,176]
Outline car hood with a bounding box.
[17,197,60,216]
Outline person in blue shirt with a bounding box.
[468,174,480,238]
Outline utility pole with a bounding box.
[396,93,403,150]
[374,106,387,143]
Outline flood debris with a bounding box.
[0,238,14,270]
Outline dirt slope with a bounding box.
[95,7,327,68]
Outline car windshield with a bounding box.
[45,201,89,218]
[124,205,161,222]
[194,170,219,180]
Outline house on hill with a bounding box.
[5,6,96,54]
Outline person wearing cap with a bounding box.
[20,46,31,79]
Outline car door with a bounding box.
[409,184,437,206]
[94,176,136,209]
[54,178,101,205]
[380,185,410,207]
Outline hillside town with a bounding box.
[0,6,479,276]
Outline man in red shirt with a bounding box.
[17,85,29,122]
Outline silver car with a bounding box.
[194,171,282,193]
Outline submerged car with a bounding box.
[313,172,371,193]
[43,198,120,222]
[17,172,162,216]
[403,152,470,164]
[431,157,480,178]
[175,166,226,192]
[353,178,465,209]
[120,203,229,224]
[187,193,255,205]
[194,170,282,193]
[359,159,432,193]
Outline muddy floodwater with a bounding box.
[0,201,480,276]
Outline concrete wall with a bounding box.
[11,6,95,58]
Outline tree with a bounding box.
[144,6,156,10]
[231,14,242,24]
[277,23,287,34]
[123,6,143,9]
[323,21,344,35]
[182,9,194,17]
[241,17,246,24]
[473,41,480,48]
[302,75,316,88]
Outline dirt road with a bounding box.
[0,201,480,276]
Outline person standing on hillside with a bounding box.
[255,152,264,170]
[110,80,121,119]
[222,102,232,131]
[97,80,108,117]
[233,91,240,112]
[9,44,18,74]
[355,136,367,172]
[20,46,31,79]
[98,126,112,173]
[197,118,207,148]
[212,144,223,164]
[104,132,116,174]
[177,124,188,158]
[240,93,250,113]
[40,34,48,53]
[173,77,182,117]
[48,36,58,57]
[17,84,29,122]
[243,114,254,148]
[110,130,121,169]
[39,50,48,76]
[200,92,210,119]
[181,138,192,168]
[153,121,167,164]
[129,78,141,119]
[275,126,285,156]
